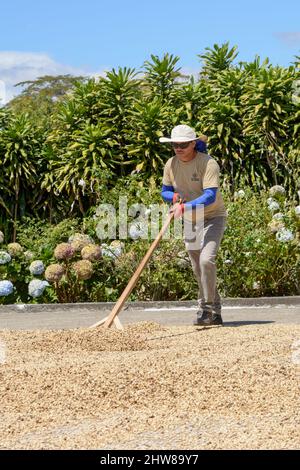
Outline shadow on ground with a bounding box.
[224,320,275,327]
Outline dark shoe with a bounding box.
[193,310,209,326]
[194,313,223,326]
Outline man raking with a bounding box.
[160,124,227,326]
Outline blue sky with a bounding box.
[0,0,299,101]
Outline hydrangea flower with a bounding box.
[253,281,260,290]
[176,258,190,268]
[101,241,124,259]
[234,189,245,199]
[24,250,35,261]
[29,260,45,275]
[45,264,65,282]
[269,185,285,196]
[295,205,300,217]
[100,243,115,258]
[78,179,86,188]
[176,251,190,268]
[7,243,23,257]
[0,231,4,244]
[267,200,280,212]
[72,260,93,280]
[268,220,285,233]
[28,280,49,298]
[129,222,147,240]
[224,259,233,265]
[272,212,284,220]
[109,241,124,257]
[68,233,94,252]
[54,243,75,260]
[0,280,14,296]
[276,228,294,243]
[81,244,101,261]
[174,251,189,268]
[0,251,11,265]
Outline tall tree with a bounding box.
[7,75,87,127]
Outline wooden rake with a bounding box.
[90,211,175,329]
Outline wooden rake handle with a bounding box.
[101,211,175,328]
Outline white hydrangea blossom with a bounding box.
[101,241,124,258]
[176,251,190,268]
[176,258,190,268]
[267,200,280,212]
[0,251,11,265]
[267,197,275,205]
[253,281,260,290]
[78,179,86,188]
[109,241,124,258]
[234,189,245,199]
[224,259,233,265]
[28,280,49,298]
[276,228,294,243]
[100,243,115,258]
[269,185,285,196]
[272,212,284,220]
[29,260,45,275]
[129,222,147,240]
[0,280,14,296]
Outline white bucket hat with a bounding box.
[159,124,206,143]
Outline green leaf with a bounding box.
[217,123,224,137]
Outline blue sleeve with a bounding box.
[185,188,217,209]
[161,184,175,203]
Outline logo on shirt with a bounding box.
[191,172,200,182]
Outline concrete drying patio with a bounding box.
[0,297,299,330]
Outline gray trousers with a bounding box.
[185,216,227,315]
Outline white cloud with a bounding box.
[274,32,300,46]
[0,51,106,104]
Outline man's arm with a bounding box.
[184,187,217,209]
[161,184,180,204]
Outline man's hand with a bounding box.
[169,202,184,219]
[172,192,181,204]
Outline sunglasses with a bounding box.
[171,142,192,149]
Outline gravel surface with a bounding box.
[0,321,300,450]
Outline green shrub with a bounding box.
[218,188,300,297]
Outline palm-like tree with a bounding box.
[98,67,141,170]
[43,122,117,214]
[198,42,238,79]
[143,53,182,103]
[241,66,295,185]
[202,98,244,191]
[126,99,174,175]
[0,113,42,240]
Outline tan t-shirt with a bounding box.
[162,152,227,220]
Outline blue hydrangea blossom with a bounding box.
[0,251,11,265]
[0,280,14,296]
[28,280,50,298]
[29,260,45,275]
